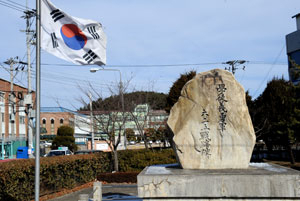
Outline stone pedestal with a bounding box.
[138,163,300,201]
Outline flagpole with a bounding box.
[35,0,41,200]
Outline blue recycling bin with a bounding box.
[17,146,29,159]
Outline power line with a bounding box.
[0,1,23,12]
[252,45,286,97]
[38,61,287,68]
[0,0,26,12]
[40,62,223,68]
[6,0,29,9]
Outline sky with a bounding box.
[0,0,299,110]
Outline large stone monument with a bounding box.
[167,69,256,169]
[138,69,300,201]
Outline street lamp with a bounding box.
[90,68,126,149]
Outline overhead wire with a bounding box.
[0,0,26,12]
[30,67,115,88]
[0,2,24,12]
[38,61,288,68]
[26,59,290,91]
[40,62,224,68]
[252,45,286,97]
[6,0,29,10]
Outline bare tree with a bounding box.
[77,78,132,172]
[129,104,151,149]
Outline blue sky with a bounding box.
[0,0,299,110]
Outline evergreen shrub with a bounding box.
[0,152,110,201]
[118,148,176,172]
[0,148,176,200]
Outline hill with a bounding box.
[79,91,167,111]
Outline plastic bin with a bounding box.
[16,146,29,159]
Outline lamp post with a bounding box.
[90,68,126,149]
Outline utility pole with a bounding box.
[223,60,247,75]
[4,57,18,159]
[120,80,126,150]
[4,58,18,143]
[21,6,35,158]
[89,93,94,151]
[89,68,126,149]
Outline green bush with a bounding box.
[57,126,74,136]
[51,125,78,151]
[118,148,176,172]
[0,148,176,200]
[0,153,110,201]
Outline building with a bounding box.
[40,107,93,150]
[0,78,35,159]
[286,13,300,85]
[79,104,169,150]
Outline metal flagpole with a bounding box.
[35,0,41,200]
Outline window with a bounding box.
[19,99,24,107]
[42,118,46,128]
[0,92,4,102]
[60,118,64,126]
[51,118,55,134]
[69,118,74,128]
[1,113,4,122]
[19,116,25,124]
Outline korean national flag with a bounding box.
[41,0,106,65]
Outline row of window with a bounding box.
[42,118,64,125]
[42,118,64,134]
[0,113,26,124]
[0,93,25,107]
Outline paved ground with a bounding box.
[48,183,140,201]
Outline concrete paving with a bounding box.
[48,183,140,201]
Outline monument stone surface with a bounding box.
[138,69,300,201]
[138,163,300,201]
[167,69,256,169]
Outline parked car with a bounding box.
[40,140,52,147]
[129,141,136,145]
[45,149,73,157]
[74,150,103,155]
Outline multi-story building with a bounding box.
[40,107,93,150]
[79,104,169,150]
[0,78,35,159]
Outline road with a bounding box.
[49,183,140,201]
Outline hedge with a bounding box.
[97,172,139,183]
[0,153,111,201]
[118,148,176,172]
[0,148,176,201]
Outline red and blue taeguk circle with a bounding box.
[60,24,87,50]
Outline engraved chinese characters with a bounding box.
[167,69,256,169]
[216,83,227,135]
[193,109,211,158]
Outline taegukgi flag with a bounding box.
[41,0,106,65]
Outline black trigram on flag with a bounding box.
[50,9,64,22]
[51,33,58,48]
[87,26,100,39]
[83,50,98,64]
